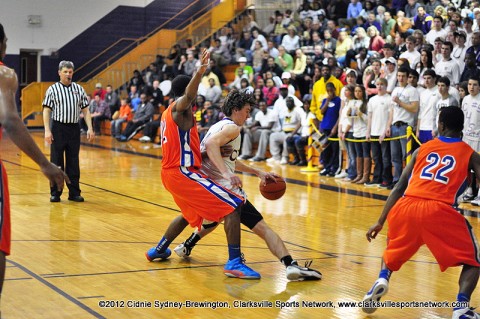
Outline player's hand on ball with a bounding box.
[366,222,383,242]
[259,171,281,186]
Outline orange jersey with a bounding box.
[404,136,473,205]
[160,103,202,169]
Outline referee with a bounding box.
[42,60,94,202]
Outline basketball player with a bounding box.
[174,90,322,281]
[145,50,259,279]
[362,107,480,319]
[0,23,68,310]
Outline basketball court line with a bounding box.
[6,259,106,319]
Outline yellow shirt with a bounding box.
[310,76,344,120]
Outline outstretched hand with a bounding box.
[198,49,211,74]
[366,222,383,242]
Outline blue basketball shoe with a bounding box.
[145,247,171,261]
[224,256,261,279]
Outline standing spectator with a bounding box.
[42,60,94,202]
[399,36,421,69]
[452,31,468,71]
[416,69,438,143]
[349,85,371,184]
[460,52,480,83]
[111,98,133,138]
[366,78,393,187]
[105,84,119,116]
[310,64,344,120]
[425,16,447,45]
[117,93,155,141]
[319,83,341,176]
[435,41,461,86]
[385,67,419,189]
[431,77,459,136]
[416,48,434,87]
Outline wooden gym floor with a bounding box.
[2,131,480,319]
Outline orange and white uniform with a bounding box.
[160,103,244,230]
[384,136,480,271]
[0,61,11,255]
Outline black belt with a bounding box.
[392,121,408,127]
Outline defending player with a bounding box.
[362,106,480,319]
[145,50,259,279]
[174,90,322,281]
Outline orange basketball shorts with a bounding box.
[0,163,11,255]
[161,166,244,230]
[384,196,480,272]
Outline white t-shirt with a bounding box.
[300,110,317,137]
[399,50,421,69]
[368,93,391,136]
[390,84,420,126]
[255,108,278,128]
[462,93,480,143]
[425,28,448,46]
[435,58,461,86]
[418,86,440,130]
[432,95,459,132]
[349,100,368,138]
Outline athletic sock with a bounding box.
[455,293,470,310]
[379,269,391,281]
[155,236,171,253]
[280,255,294,268]
[228,244,241,261]
[184,233,201,248]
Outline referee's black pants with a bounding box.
[50,121,81,198]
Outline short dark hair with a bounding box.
[222,90,256,116]
[170,75,192,99]
[397,67,410,76]
[409,69,419,79]
[423,69,437,78]
[439,106,463,133]
[437,76,450,87]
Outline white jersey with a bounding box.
[199,118,246,197]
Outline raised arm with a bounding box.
[173,49,210,113]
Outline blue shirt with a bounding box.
[320,96,341,130]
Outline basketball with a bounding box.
[259,176,286,200]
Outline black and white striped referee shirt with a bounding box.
[42,82,89,123]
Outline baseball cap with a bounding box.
[238,57,247,63]
[385,57,397,65]
[281,72,291,79]
[280,84,289,89]
[95,83,102,88]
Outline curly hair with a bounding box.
[222,89,256,117]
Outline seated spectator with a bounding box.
[320,29,337,54]
[183,53,198,76]
[117,93,155,141]
[204,78,223,105]
[238,100,278,161]
[260,56,283,78]
[128,69,145,93]
[287,99,317,166]
[390,11,412,37]
[252,42,265,72]
[235,31,253,62]
[229,67,249,90]
[92,82,106,101]
[146,79,164,111]
[208,59,226,86]
[268,96,303,164]
[89,94,111,135]
[209,38,231,67]
[200,67,221,91]
[144,63,161,87]
[281,26,300,55]
[367,26,385,56]
[111,98,133,138]
[239,78,254,94]
[267,40,279,59]
[235,57,254,83]
[197,103,221,141]
[263,78,280,107]
[280,72,296,96]
[275,45,294,71]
